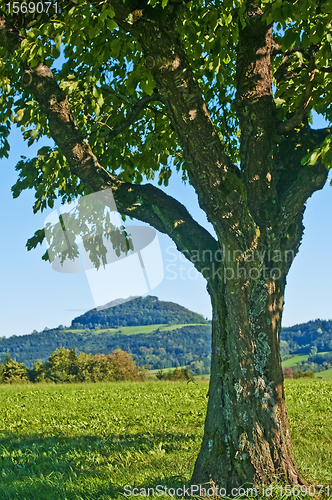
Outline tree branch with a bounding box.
[272,44,313,58]
[235,4,279,228]
[93,0,256,251]
[275,57,306,85]
[0,15,24,51]
[310,126,332,135]
[276,126,329,233]
[0,12,220,275]
[101,87,133,106]
[277,59,317,134]
[114,182,221,276]
[104,92,164,140]
[319,66,332,73]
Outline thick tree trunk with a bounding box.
[191,251,306,490]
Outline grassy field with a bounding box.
[316,368,332,379]
[65,323,208,336]
[158,324,209,332]
[92,324,168,336]
[281,355,309,368]
[281,353,332,379]
[0,379,331,499]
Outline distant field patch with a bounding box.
[83,323,208,336]
[92,324,168,335]
[159,323,208,332]
[315,368,332,379]
[282,355,309,368]
[149,365,188,375]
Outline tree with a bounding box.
[1,0,332,489]
[2,352,30,383]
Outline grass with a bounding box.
[148,365,189,374]
[285,379,332,486]
[0,379,331,499]
[67,323,208,336]
[281,352,332,378]
[66,323,208,336]
[282,354,309,368]
[159,324,209,332]
[93,324,168,335]
[315,368,332,379]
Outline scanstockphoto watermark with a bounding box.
[123,484,330,498]
[165,245,295,284]
[123,484,259,497]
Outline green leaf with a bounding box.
[281,30,299,52]
[141,76,155,96]
[55,33,62,51]
[38,146,52,156]
[26,229,45,251]
[52,46,61,59]
[107,19,117,31]
[97,95,104,107]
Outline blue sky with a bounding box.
[1,112,332,337]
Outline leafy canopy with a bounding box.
[0,0,332,242]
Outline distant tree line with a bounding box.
[0,348,146,384]
[283,368,315,379]
[281,319,332,353]
[0,325,212,374]
[156,366,195,382]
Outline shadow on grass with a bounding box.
[0,432,195,500]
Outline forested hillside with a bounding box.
[71,295,208,328]
[0,324,211,373]
[281,319,332,353]
[1,295,331,374]
[0,297,211,373]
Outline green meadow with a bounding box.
[315,368,332,379]
[281,355,310,368]
[65,324,169,336]
[80,324,207,336]
[0,379,331,499]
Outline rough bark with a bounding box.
[190,5,327,488]
[108,0,257,250]
[191,241,305,489]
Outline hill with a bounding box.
[1,295,332,374]
[71,295,209,328]
[0,296,211,372]
[280,319,332,353]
